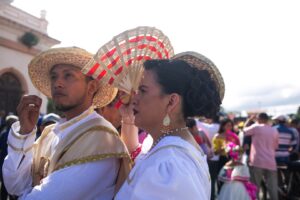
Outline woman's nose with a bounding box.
[131,91,138,105]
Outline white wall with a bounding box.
[0,46,48,114]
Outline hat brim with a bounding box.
[172,51,225,101]
[28,47,117,108]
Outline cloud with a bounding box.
[224,83,300,112]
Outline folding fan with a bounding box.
[81,26,174,104]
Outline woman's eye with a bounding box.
[138,88,146,94]
[50,75,57,81]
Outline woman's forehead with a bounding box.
[141,70,156,84]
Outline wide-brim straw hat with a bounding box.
[28,47,117,108]
[172,51,225,101]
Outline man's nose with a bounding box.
[52,76,64,88]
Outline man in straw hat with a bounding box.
[2,47,130,199]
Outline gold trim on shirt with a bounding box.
[11,130,28,140]
[56,125,120,162]
[7,142,33,153]
[54,152,130,171]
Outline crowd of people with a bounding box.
[196,112,300,200]
[0,26,299,200]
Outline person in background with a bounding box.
[186,117,212,157]
[0,110,6,133]
[218,143,257,200]
[96,92,122,132]
[39,113,61,133]
[212,118,239,193]
[198,115,220,200]
[0,114,19,200]
[289,118,300,159]
[272,115,297,165]
[96,91,149,145]
[244,113,279,200]
[241,118,255,164]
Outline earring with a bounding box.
[163,114,171,127]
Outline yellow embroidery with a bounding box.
[7,142,34,153]
[56,125,120,162]
[86,126,119,137]
[54,152,130,171]
[7,142,23,152]
[11,131,28,140]
[24,145,33,153]
[35,124,56,144]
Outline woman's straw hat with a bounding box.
[28,47,117,108]
[172,51,225,101]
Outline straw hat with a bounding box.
[172,51,225,101]
[28,47,117,108]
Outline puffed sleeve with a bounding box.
[3,121,36,196]
[122,150,210,200]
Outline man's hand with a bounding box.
[17,95,42,135]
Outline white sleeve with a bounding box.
[2,121,36,196]
[19,158,119,200]
[128,157,210,200]
[18,158,119,200]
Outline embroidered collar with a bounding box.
[55,107,95,132]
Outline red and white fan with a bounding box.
[82,26,174,104]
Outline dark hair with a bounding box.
[258,112,269,121]
[291,118,300,126]
[218,118,234,133]
[186,118,196,128]
[85,75,94,82]
[144,59,221,119]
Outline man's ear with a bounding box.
[87,79,99,98]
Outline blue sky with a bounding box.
[12,0,300,115]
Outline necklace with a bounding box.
[151,127,188,149]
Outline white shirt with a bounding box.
[115,136,211,200]
[2,109,119,200]
[197,121,220,161]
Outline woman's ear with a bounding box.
[166,93,181,113]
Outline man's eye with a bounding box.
[65,73,73,78]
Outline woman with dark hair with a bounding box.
[186,117,212,157]
[115,52,225,199]
[212,118,240,192]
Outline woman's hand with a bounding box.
[119,97,135,123]
[119,92,139,152]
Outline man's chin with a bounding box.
[55,104,76,112]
